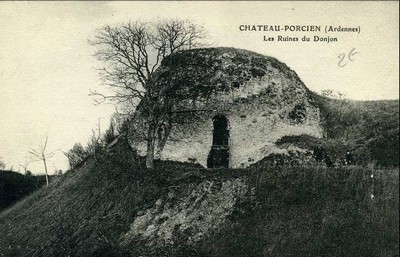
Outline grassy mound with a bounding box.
[0,139,398,256]
[0,144,192,257]
[200,165,399,257]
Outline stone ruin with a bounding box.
[129,47,323,168]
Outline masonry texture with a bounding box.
[130,47,323,168]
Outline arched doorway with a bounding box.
[207,114,230,168]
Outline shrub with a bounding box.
[64,143,89,170]
[103,119,118,145]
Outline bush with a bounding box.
[103,119,118,145]
[64,143,89,170]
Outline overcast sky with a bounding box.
[0,1,398,174]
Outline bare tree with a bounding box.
[29,135,55,187]
[87,119,103,160]
[90,19,208,168]
[19,159,31,175]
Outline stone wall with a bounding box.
[130,47,324,168]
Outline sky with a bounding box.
[0,1,398,174]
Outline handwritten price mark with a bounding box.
[338,48,359,67]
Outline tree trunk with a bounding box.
[43,157,49,187]
[146,123,156,169]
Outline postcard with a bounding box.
[0,2,398,257]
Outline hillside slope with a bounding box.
[0,141,398,257]
[308,95,399,167]
[0,170,48,212]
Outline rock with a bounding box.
[167,191,175,199]
[120,178,248,247]
[155,199,163,207]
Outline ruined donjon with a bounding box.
[129,47,323,168]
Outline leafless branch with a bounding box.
[29,134,55,186]
[90,19,208,168]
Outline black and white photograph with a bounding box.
[0,1,398,256]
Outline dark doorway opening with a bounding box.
[207,115,230,168]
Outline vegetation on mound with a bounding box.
[157,47,301,99]
[0,138,398,257]
[1,146,144,256]
[0,142,220,257]
[274,94,399,167]
[200,165,398,257]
